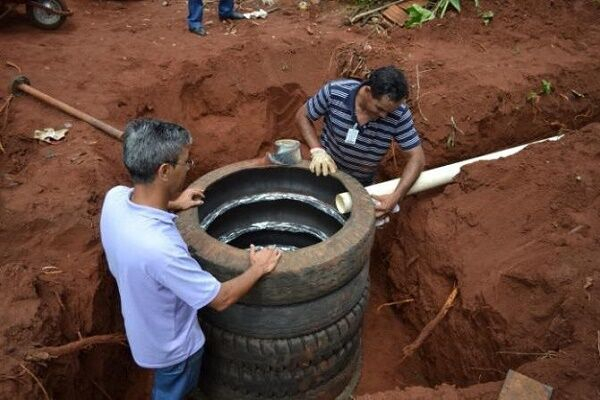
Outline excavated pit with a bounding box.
[10,72,600,400]
[357,123,600,399]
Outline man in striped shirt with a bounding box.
[295,66,425,217]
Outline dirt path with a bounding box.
[1,0,599,398]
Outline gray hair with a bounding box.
[122,118,192,184]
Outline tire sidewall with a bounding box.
[178,161,375,306]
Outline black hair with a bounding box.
[363,66,409,102]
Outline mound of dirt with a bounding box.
[374,123,600,399]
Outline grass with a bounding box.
[405,0,491,28]
[528,79,554,104]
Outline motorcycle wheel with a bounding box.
[26,0,67,30]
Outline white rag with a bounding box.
[243,9,268,19]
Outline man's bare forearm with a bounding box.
[209,265,264,311]
[392,146,426,201]
[296,105,321,149]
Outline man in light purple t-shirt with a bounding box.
[100,119,281,400]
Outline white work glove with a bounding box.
[374,203,400,228]
[309,148,337,176]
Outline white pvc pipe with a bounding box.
[335,135,564,213]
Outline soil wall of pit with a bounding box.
[364,124,600,399]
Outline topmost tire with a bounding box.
[178,160,375,306]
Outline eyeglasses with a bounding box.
[172,159,196,170]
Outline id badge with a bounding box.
[345,124,359,145]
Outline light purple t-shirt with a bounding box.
[100,186,221,368]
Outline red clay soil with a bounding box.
[359,381,502,400]
[361,124,600,399]
[0,0,599,399]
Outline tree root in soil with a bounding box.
[376,298,414,313]
[25,333,126,362]
[415,64,430,124]
[19,363,50,400]
[597,330,600,360]
[0,94,14,153]
[496,350,562,360]
[400,286,459,363]
[1,61,23,153]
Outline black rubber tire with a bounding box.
[334,349,362,400]
[201,284,368,367]
[178,161,375,306]
[199,347,362,400]
[26,0,67,30]
[204,198,343,248]
[203,331,360,397]
[200,263,369,338]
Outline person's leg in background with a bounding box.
[218,0,233,19]
[218,0,245,20]
[187,0,207,36]
[151,348,204,400]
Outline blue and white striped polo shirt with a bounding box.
[305,79,421,185]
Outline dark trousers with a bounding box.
[187,0,235,29]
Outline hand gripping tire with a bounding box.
[177,161,375,306]
[200,263,369,338]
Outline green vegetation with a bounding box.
[541,79,553,95]
[404,0,490,28]
[404,4,435,28]
[527,80,554,104]
[433,0,463,19]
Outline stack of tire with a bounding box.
[178,161,375,400]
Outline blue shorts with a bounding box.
[151,347,204,400]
